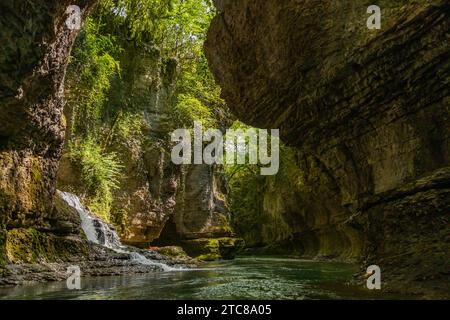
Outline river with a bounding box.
[0,256,408,300]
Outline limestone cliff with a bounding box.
[205,0,450,292]
[0,0,96,265]
[108,45,234,248]
[57,41,234,251]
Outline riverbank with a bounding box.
[0,241,196,287]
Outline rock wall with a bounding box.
[0,0,96,265]
[112,46,234,247]
[205,0,450,292]
[106,46,180,246]
[235,153,364,260]
[57,40,234,249]
[172,164,232,240]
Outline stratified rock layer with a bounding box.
[205,0,450,293]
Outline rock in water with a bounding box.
[58,191,177,272]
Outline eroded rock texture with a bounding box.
[206,0,449,292]
[0,0,96,264]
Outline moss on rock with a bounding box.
[182,237,244,261]
[154,246,197,264]
[5,228,89,264]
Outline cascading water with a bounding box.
[58,191,176,272]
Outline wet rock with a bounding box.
[154,246,196,264]
[49,191,82,235]
[0,240,195,287]
[182,238,244,261]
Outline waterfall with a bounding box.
[58,191,176,272]
[59,191,121,248]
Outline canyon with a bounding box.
[0,0,448,298]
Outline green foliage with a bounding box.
[225,123,304,247]
[107,110,145,147]
[96,0,224,130]
[67,18,121,139]
[100,0,173,43]
[163,0,227,129]
[172,93,215,127]
[171,55,227,129]
[65,16,125,222]
[65,0,225,229]
[100,0,214,55]
[69,139,123,222]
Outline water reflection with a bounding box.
[0,257,409,300]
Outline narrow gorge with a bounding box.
[205,0,450,294]
[0,0,448,300]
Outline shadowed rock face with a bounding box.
[0,0,96,263]
[206,0,450,293]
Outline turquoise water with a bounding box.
[0,257,406,300]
